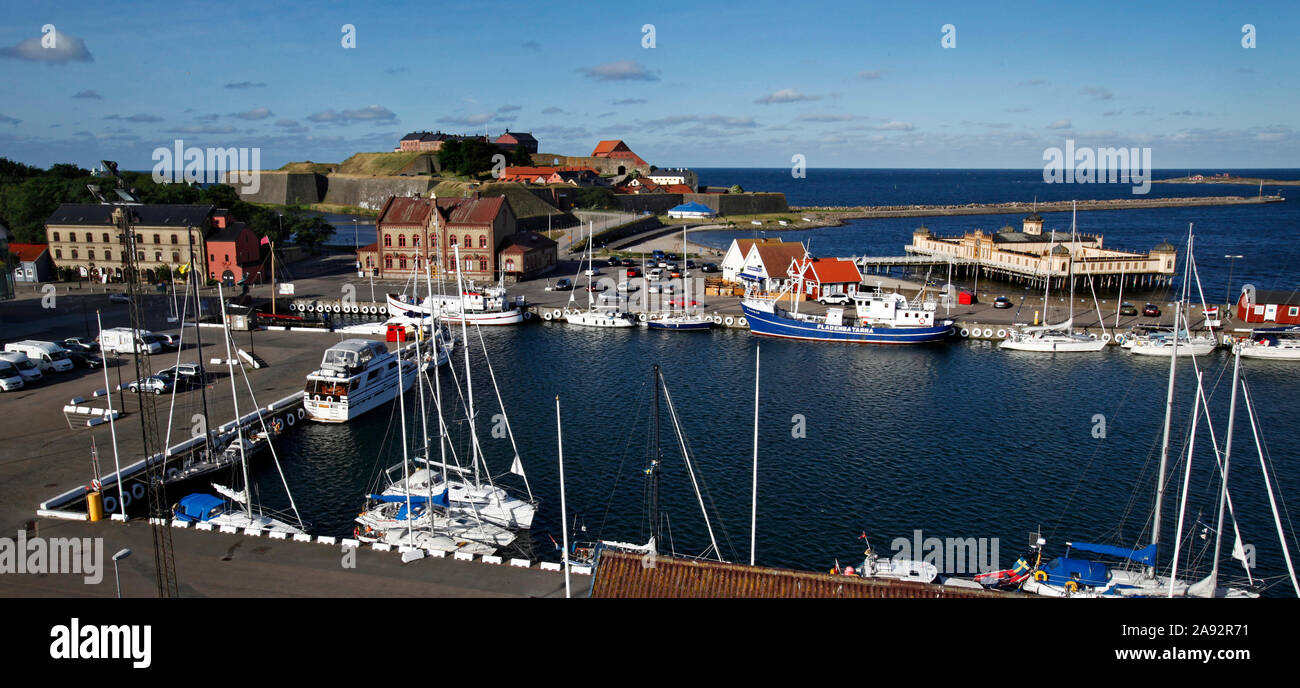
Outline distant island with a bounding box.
[1155,173,1300,186]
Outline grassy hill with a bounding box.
[277,152,434,176]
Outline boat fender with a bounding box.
[960,328,969,338]
[1064,580,1079,593]
[120,491,132,509]
[523,310,533,320]
[983,328,994,338]
[313,394,321,402]
[738,316,748,327]
[131,483,145,500]
[724,316,735,326]
[103,495,117,513]
[1089,333,1097,340]
[713,315,723,324]
[1102,333,1112,343]
[638,313,648,322]
[1033,570,1048,582]
[543,311,553,321]
[996,329,1007,339]
[553,309,563,319]
[1115,334,1126,345]
[286,412,295,426]
[165,467,180,480]
[325,396,333,404]
[296,407,305,420]
[333,304,342,313]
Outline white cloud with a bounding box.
[578,60,659,81]
[0,30,92,63]
[1047,119,1072,129]
[755,88,821,104]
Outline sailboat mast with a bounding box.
[453,245,480,486]
[556,395,571,599]
[217,286,252,518]
[650,364,662,554]
[1205,342,1244,594]
[186,231,214,457]
[96,311,126,519]
[1152,224,1193,567]
[750,344,760,566]
[1068,202,1076,329]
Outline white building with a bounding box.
[649,168,698,191]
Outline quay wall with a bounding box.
[796,194,1285,220]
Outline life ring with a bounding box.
[738,316,748,327]
[271,418,284,433]
[1064,580,1079,593]
[1033,570,1048,582]
[552,309,563,319]
[131,483,145,500]
[333,304,342,313]
[166,467,180,480]
[523,311,533,320]
[983,328,994,338]
[713,315,723,324]
[1115,334,1126,345]
[959,328,969,338]
[638,313,647,322]
[120,491,132,508]
[1102,333,1112,343]
[1089,333,1097,340]
[996,329,1007,339]
[724,316,735,326]
[103,495,117,513]
[286,412,295,426]
[297,407,305,420]
[543,311,553,321]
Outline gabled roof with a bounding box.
[496,131,537,144]
[435,195,507,226]
[592,140,626,156]
[749,241,806,276]
[793,257,861,284]
[7,243,49,262]
[356,242,379,253]
[47,203,214,228]
[499,231,557,253]
[207,221,253,243]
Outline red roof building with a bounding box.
[591,140,648,167]
[8,242,53,282]
[789,257,863,298]
[1236,285,1300,326]
[372,194,517,281]
[205,215,265,286]
[493,131,539,154]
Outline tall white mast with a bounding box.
[96,311,125,520]
[750,343,760,566]
[1167,370,1203,596]
[556,395,571,599]
[1241,382,1300,596]
[453,245,480,486]
[1201,343,1244,596]
[1152,224,1192,570]
[217,285,251,518]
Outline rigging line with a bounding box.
[658,374,721,561]
[476,323,531,500]
[596,377,651,542]
[162,272,192,450]
[1241,379,1300,596]
[1241,372,1299,551]
[666,406,739,562]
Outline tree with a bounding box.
[573,187,619,210]
[729,184,744,194]
[508,146,533,166]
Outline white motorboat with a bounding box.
[304,339,417,422]
[387,281,524,326]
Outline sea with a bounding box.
[280,169,1298,595]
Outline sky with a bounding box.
[0,0,1296,170]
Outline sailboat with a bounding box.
[376,248,538,530]
[1000,202,1107,353]
[643,224,713,331]
[567,364,726,567]
[171,287,306,535]
[565,221,635,328]
[1124,229,1218,357]
[1234,326,1300,360]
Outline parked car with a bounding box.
[620,258,636,267]
[992,296,1014,309]
[648,283,662,294]
[685,260,697,269]
[0,352,42,384]
[626,267,641,278]
[62,337,99,353]
[157,363,205,386]
[1119,302,1138,316]
[554,278,573,291]
[647,268,664,281]
[585,283,606,292]
[583,267,601,277]
[108,293,131,304]
[127,375,172,395]
[606,256,622,267]
[67,350,103,369]
[4,341,74,373]
[818,293,851,305]
[155,333,180,350]
[617,281,637,293]
[700,263,719,273]
[1143,303,1162,317]
[0,360,24,391]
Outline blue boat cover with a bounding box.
[366,493,449,507]
[1043,557,1111,587]
[174,493,225,522]
[1069,541,1156,566]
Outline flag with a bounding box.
[509,455,525,477]
[260,235,270,246]
[178,262,191,275]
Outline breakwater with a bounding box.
[794,194,1285,222]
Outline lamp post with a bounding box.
[1224,255,1243,306]
[112,548,131,598]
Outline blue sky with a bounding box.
[0,0,1296,170]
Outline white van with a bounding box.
[4,341,74,373]
[97,328,163,355]
[0,352,42,384]
[0,360,24,391]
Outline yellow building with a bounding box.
[907,213,1177,290]
[45,204,217,281]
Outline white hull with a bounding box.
[564,309,635,327]
[1000,333,1107,352]
[305,359,417,423]
[1128,338,1217,357]
[1236,342,1300,360]
[387,294,523,325]
[385,468,536,529]
[853,556,938,584]
[206,511,303,535]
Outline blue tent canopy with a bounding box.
[1069,541,1157,566]
[1043,557,1111,588]
[174,493,225,522]
[668,202,716,215]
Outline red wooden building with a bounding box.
[1237,284,1300,325]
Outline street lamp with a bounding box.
[112,548,131,598]
[1224,255,1243,305]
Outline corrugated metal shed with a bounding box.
[591,551,1025,598]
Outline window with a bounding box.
[463,234,472,247]
[153,234,161,244]
[71,249,78,259]
[210,254,215,262]
[412,235,420,247]
[224,254,229,262]
[155,252,162,262]
[102,233,110,243]
[1254,306,1265,315]
[137,251,144,261]
[70,232,77,242]
[171,234,179,244]
[384,235,392,247]
[88,249,95,260]
[384,256,393,268]
[478,235,486,248]
[172,252,179,263]
[399,256,407,270]
[1291,307,1299,317]
[479,259,487,272]
[53,232,60,242]
[449,235,457,246]
[105,250,111,261]
[398,235,406,248]
[55,249,62,259]
[365,257,373,268]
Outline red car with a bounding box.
[1142,303,1161,317]
[626,267,641,278]
[668,298,700,307]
